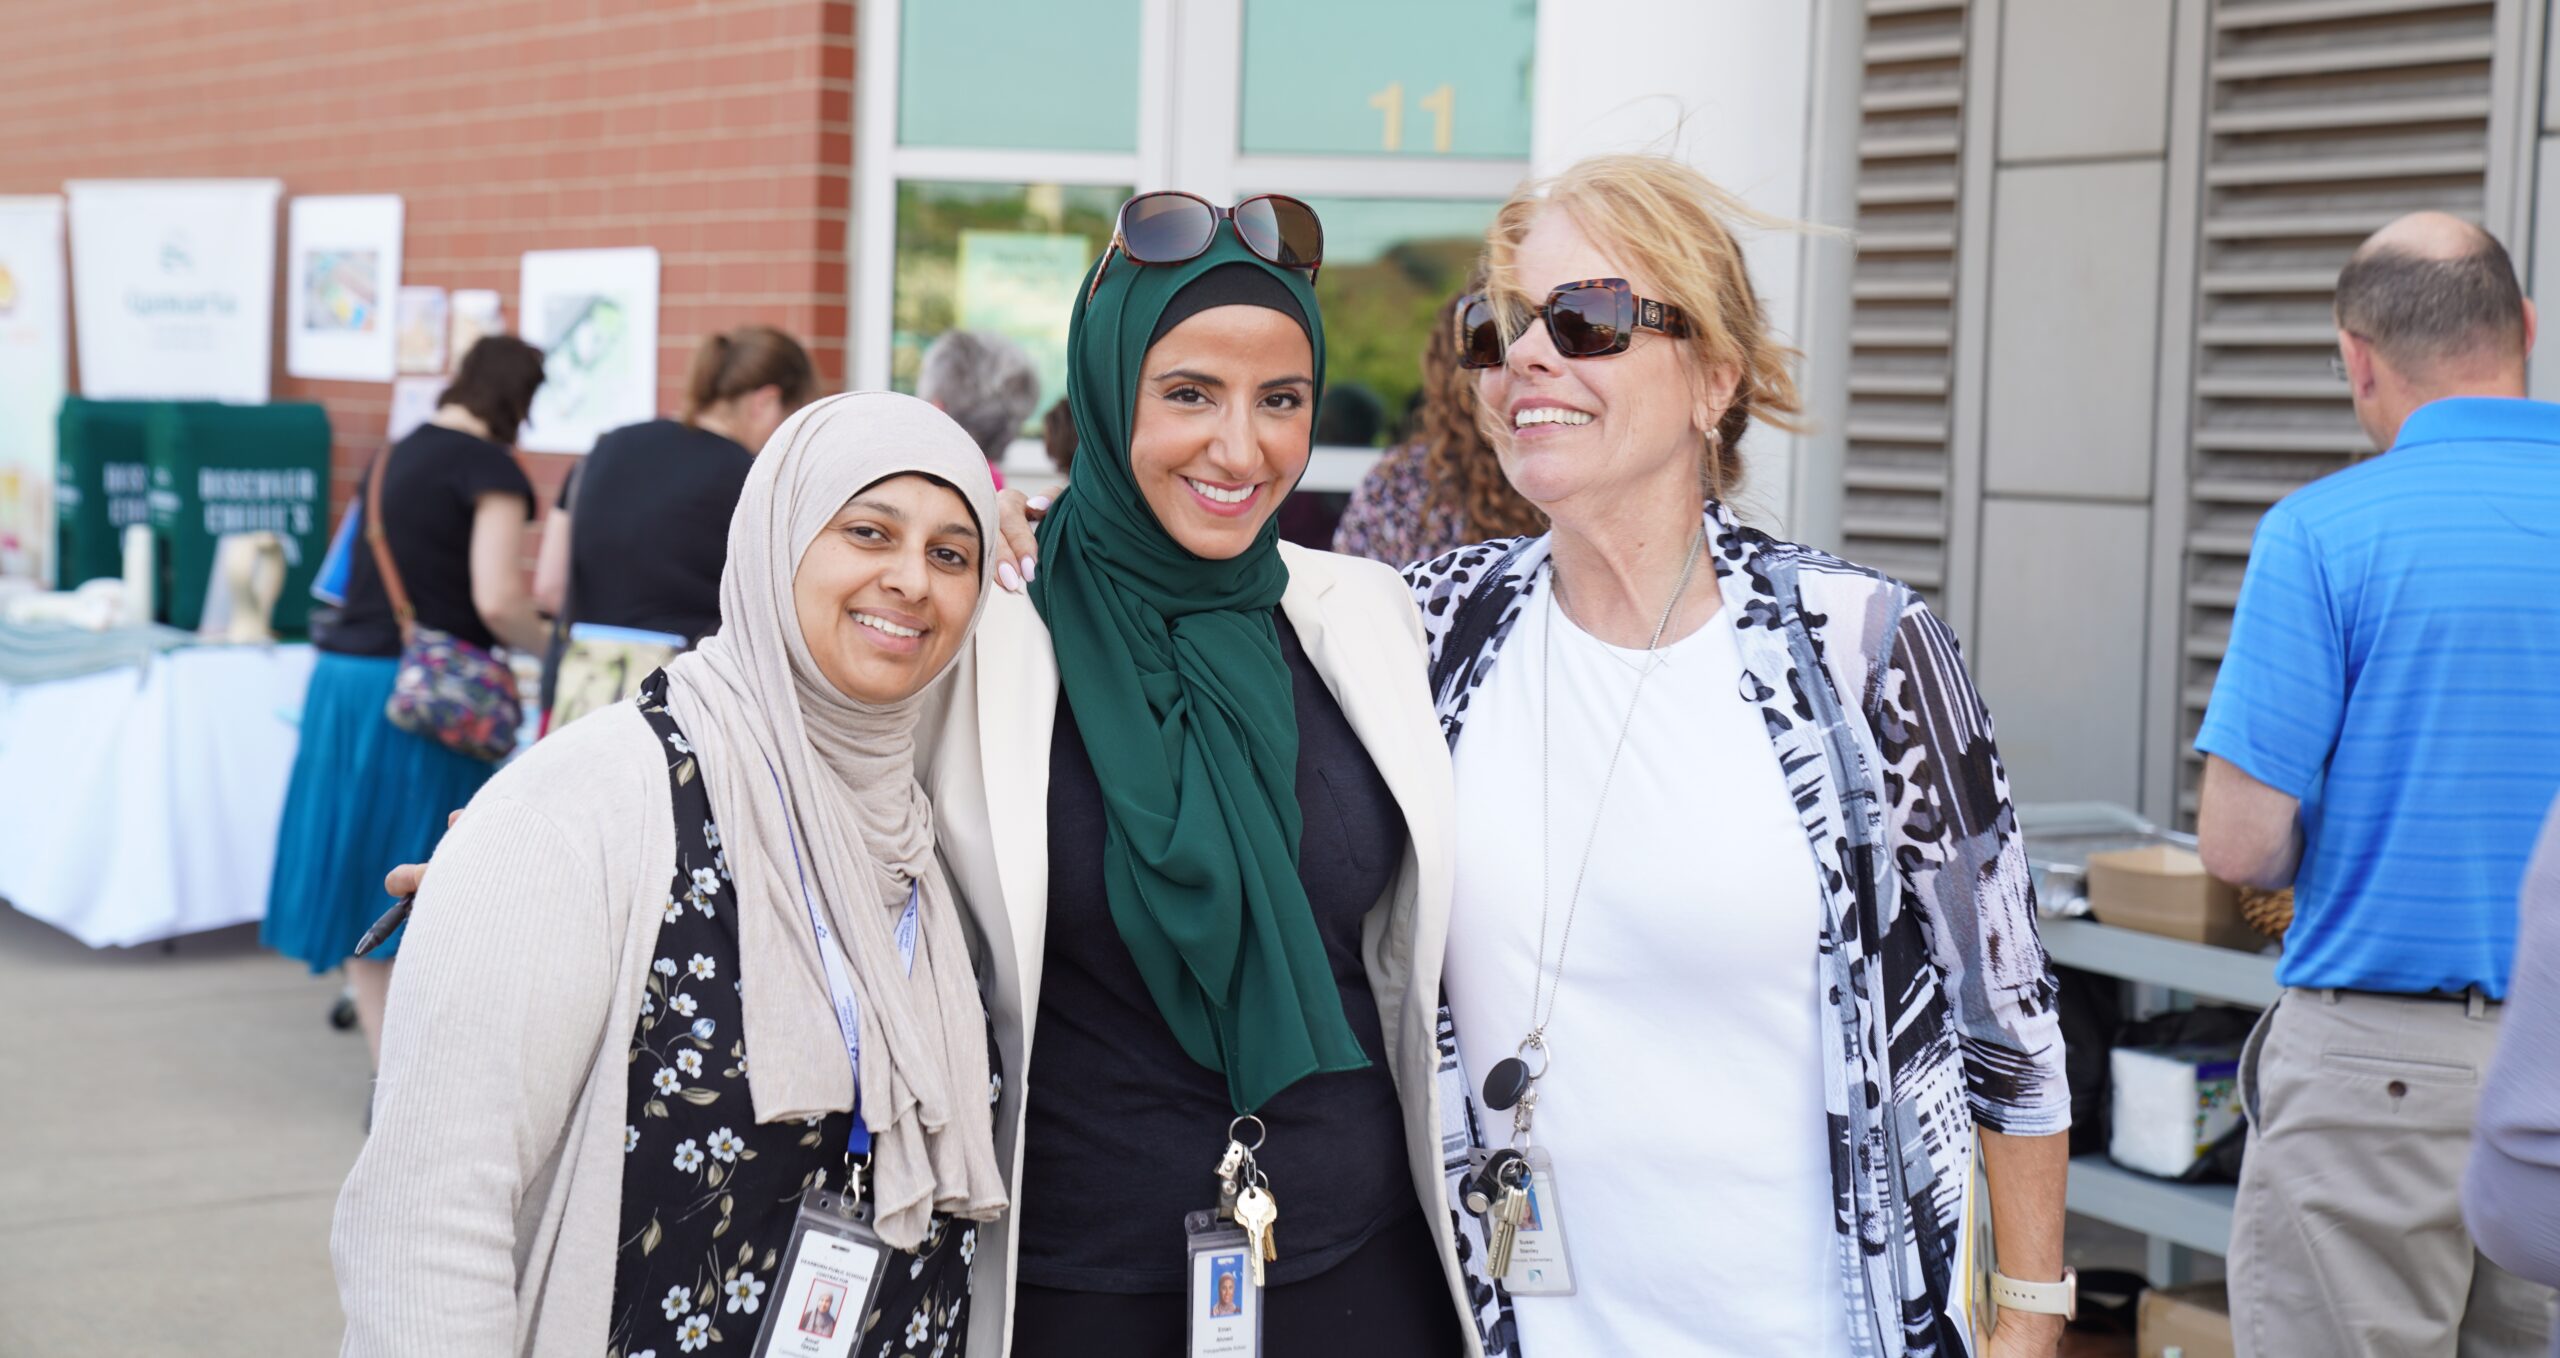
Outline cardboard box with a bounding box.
[2110,1042,2243,1177]
[2086,844,2258,950]
[2139,1281,2233,1358]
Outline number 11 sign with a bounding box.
[1240,0,1534,160]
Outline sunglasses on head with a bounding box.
[1454,278,1690,370]
[1088,192,1325,300]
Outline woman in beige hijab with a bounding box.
[336,391,1010,1358]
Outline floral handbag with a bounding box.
[364,449,521,763]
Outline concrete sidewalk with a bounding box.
[2,902,367,1358]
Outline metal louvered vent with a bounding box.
[1844,0,1969,595]
[2178,0,2496,817]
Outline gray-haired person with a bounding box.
[2197,210,2560,1356]
[918,330,1041,491]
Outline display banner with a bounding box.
[145,401,331,635]
[285,194,404,382]
[55,398,154,590]
[0,196,68,583]
[66,179,282,405]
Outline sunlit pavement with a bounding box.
[2,903,365,1357]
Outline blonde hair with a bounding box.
[1480,153,1808,498]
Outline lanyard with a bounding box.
[763,756,920,1159]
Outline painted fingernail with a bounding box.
[997,561,1023,592]
[1029,495,1051,511]
[1021,558,1036,584]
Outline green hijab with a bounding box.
[1027,233,1368,1115]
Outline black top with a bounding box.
[1017,613,1416,1293]
[324,424,535,658]
[610,670,986,1358]
[560,419,753,643]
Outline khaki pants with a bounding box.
[2231,988,2558,1357]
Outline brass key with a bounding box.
[1486,1172,1530,1279]
[1233,1185,1279,1287]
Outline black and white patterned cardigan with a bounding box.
[1406,500,2069,1358]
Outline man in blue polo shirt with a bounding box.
[2199,210,2560,1357]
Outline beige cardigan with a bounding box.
[334,702,687,1357]
[917,542,1478,1357]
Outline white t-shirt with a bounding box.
[1447,590,1855,1358]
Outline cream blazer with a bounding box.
[920,541,1477,1357]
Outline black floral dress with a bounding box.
[608,672,982,1358]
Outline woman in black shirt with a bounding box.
[535,326,819,644]
[265,336,550,1068]
[930,209,1470,1356]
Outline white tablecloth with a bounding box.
[0,644,314,947]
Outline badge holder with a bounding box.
[750,1170,892,1358]
[1185,1116,1270,1358]
[1185,1209,1264,1358]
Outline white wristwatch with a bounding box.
[1989,1266,2077,1320]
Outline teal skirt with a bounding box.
[262,652,501,972]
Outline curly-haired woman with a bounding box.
[1329,290,1544,566]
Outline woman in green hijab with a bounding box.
[920,197,1474,1355]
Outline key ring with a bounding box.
[1227,1114,1266,1154]
[1515,1033,1552,1082]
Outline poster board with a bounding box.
[396,285,448,374]
[517,248,659,454]
[0,196,68,582]
[285,194,404,382]
[387,375,443,443]
[66,179,281,404]
[449,288,502,365]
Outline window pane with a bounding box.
[892,180,1127,432]
[1297,195,1499,446]
[1240,0,1535,159]
[899,0,1140,152]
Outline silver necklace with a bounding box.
[1477,526,1708,1128]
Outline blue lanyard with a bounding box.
[763,757,920,1159]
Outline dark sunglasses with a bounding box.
[1088,191,1324,300]
[1455,278,1691,370]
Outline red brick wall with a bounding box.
[0,0,855,516]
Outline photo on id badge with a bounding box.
[1209,1256,1245,1318]
[798,1280,845,1339]
[754,1219,886,1358]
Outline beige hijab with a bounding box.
[661,391,1007,1248]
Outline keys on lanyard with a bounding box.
[1463,1148,1533,1278]
[1234,1187,1279,1287]
[1213,1116,1282,1286]
[1187,1118,1275,1357]
[1465,1034,1575,1293]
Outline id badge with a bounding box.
[1469,1145,1575,1296]
[1183,1209,1264,1358]
[749,1185,892,1358]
